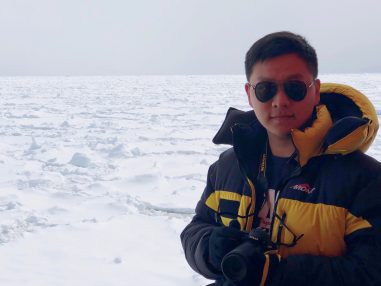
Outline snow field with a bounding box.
[0,74,381,285]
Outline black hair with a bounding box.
[245,31,318,81]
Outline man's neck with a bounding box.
[268,133,296,158]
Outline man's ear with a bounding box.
[245,83,254,108]
[314,79,321,105]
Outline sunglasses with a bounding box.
[248,80,315,103]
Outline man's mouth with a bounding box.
[270,114,294,119]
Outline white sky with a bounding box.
[0,0,380,76]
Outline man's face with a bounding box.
[245,53,320,140]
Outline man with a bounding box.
[180,31,381,286]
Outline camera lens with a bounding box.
[221,241,254,282]
[221,252,247,281]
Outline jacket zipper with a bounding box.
[237,162,256,232]
[231,124,257,232]
[269,164,302,248]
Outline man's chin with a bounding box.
[267,130,292,140]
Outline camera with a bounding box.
[221,227,269,284]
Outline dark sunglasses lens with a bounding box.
[255,82,277,102]
[284,81,307,101]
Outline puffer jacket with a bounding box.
[180,83,381,286]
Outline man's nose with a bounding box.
[271,86,290,108]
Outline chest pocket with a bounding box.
[205,190,253,229]
[219,199,240,226]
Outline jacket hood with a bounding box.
[213,83,378,166]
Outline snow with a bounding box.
[0,74,380,285]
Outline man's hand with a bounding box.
[208,225,244,272]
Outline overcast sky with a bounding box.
[1,0,380,76]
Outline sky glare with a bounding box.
[1,0,380,76]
